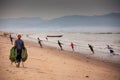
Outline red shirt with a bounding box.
[70,43,74,47]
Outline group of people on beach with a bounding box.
[9,34,116,68]
[58,41,74,52]
[37,38,74,52]
[36,36,116,55]
[87,44,115,55]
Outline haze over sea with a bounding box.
[0,13,120,33]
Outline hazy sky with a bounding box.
[0,0,120,20]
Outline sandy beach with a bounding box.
[0,34,120,80]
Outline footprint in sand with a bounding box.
[37,71,45,73]
[85,75,89,78]
[15,78,24,80]
[6,69,9,71]
[86,60,89,62]
[6,69,13,73]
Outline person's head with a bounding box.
[17,34,21,39]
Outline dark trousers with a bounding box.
[16,49,22,62]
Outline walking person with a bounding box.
[88,44,94,54]
[107,45,115,55]
[70,42,74,51]
[14,34,25,67]
[37,37,43,48]
[9,34,13,45]
[58,40,63,50]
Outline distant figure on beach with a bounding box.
[9,34,13,45]
[58,40,63,50]
[46,37,48,40]
[107,45,115,55]
[37,37,43,48]
[14,34,25,67]
[70,42,74,51]
[88,44,94,54]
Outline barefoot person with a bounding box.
[9,34,13,45]
[58,40,63,50]
[37,37,43,48]
[14,34,25,67]
[88,44,94,54]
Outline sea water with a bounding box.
[12,32,120,64]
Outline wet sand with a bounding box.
[0,35,120,80]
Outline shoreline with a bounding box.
[2,31,120,65]
[0,32,120,80]
[1,31,120,65]
[23,35,120,65]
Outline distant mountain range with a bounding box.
[0,13,120,29]
[47,13,120,27]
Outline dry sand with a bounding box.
[0,35,120,80]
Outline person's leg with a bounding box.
[22,61,24,67]
[16,49,22,67]
[16,55,21,67]
[60,45,63,50]
[90,48,94,54]
[40,43,42,48]
[72,46,74,51]
[58,44,62,50]
[92,49,94,54]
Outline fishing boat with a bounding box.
[47,35,63,37]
